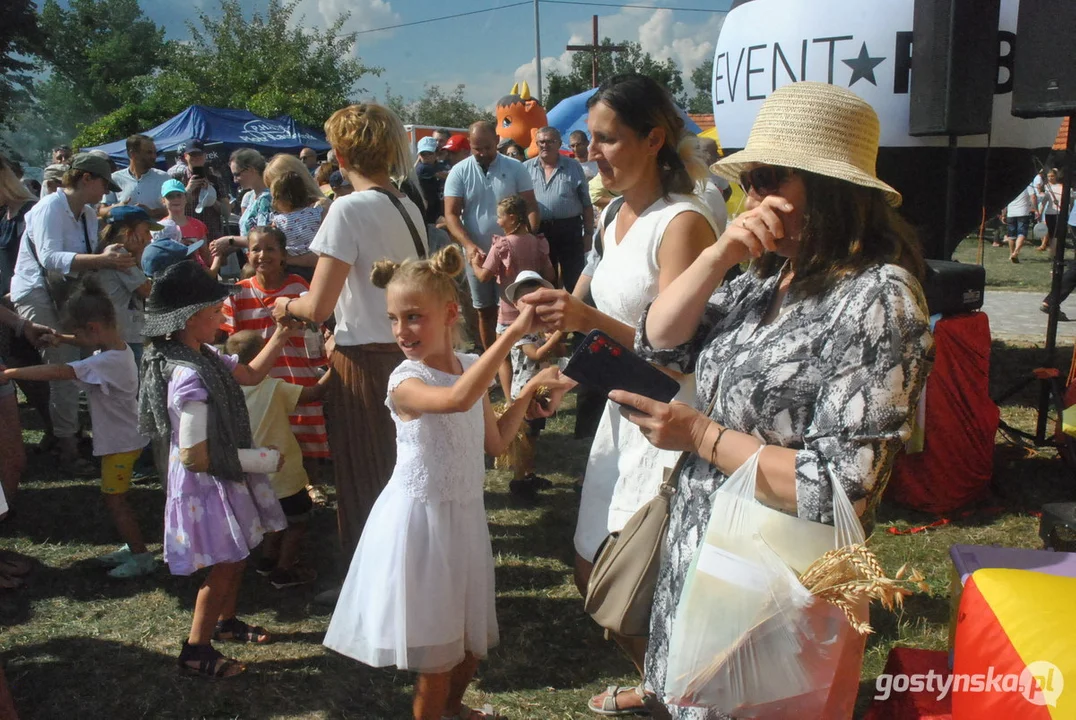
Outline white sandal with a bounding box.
[588,685,653,716]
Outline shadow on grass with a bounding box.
[6,636,416,720]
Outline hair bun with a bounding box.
[429,244,464,279]
[370,259,401,288]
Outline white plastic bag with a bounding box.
[664,449,867,719]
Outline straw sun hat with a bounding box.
[712,82,901,207]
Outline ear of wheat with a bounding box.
[798,543,929,635]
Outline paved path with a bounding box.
[981,289,1076,342]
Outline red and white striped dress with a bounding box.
[221,274,331,458]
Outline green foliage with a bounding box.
[687,58,714,114]
[545,39,685,109]
[0,0,48,134]
[385,84,493,129]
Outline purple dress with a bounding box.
[162,348,287,575]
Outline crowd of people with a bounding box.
[0,74,933,720]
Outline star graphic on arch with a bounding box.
[842,42,885,87]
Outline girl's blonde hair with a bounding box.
[264,154,326,209]
[496,195,530,233]
[371,245,467,346]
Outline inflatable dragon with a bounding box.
[496,81,548,159]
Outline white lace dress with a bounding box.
[573,194,717,561]
[323,353,498,673]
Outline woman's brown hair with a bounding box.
[754,171,926,296]
[270,170,318,213]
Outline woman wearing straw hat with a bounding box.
[610,82,935,718]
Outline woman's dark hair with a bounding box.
[586,73,703,197]
[248,225,288,252]
[62,275,116,330]
[753,171,926,295]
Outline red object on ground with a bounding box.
[862,648,953,720]
[889,313,999,514]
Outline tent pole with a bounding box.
[534,0,542,102]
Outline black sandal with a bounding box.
[213,617,271,644]
[177,640,245,678]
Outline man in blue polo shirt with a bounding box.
[444,120,540,350]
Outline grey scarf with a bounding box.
[138,338,253,483]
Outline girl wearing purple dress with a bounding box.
[138,260,294,678]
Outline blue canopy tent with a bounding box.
[546,88,702,146]
[85,105,330,167]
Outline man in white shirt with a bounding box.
[107,134,169,220]
[1001,180,1038,263]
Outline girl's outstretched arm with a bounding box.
[232,321,299,386]
[392,304,538,418]
[483,366,571,456]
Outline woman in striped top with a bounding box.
[221,226,330,461]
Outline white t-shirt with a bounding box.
[69,346,148,456]
[308,190,427,346]
[110,167,170,210]
[1006,183,1036,217]
[697,178,729,233]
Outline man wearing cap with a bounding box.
[444,121,540,352]
[40,164,68,198]
[441,133,472,166]
[415,136,450,225]
[525,126,593,293]
[166,139,225,240]
[107,134,169,220]
[11,152,136,475]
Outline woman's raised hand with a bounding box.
[99,243,137,270]
[715,195,794,266]
[520,288,589,333]
[524,366,577,419]
[609,390,711,454]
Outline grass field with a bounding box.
[950,224,1060,293]
[1,337,1074,719]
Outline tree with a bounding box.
[72,0,381,148]
[545,39,685,109]
[385,84,494,129]
[687,59,714,114]
[0,0,47,132]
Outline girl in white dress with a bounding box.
[323,245,569,720]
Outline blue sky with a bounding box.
[100,0,732,109]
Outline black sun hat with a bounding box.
[143,260,241,337]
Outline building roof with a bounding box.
[1056,118,1069,151]
[688,113,715,132]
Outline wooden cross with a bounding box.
[566,15,627,88]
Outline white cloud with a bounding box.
[507,6,725,104]
[292,0,400,40]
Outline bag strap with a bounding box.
[594,196,625,260]
[368,187,427,259]
[659,385,721,495]
[81,213,93,253]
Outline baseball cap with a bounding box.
[141,239,205,277]
[161,178,187,197]
[181,139,205,154]
[504,270,553,305]
[417,136,438,154]
[108,205,164,231]
[69,152,121,192]
[328,170,351,189]
[443,134,470,153]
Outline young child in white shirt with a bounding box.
[225,330,331,589]
[1,277,153,578]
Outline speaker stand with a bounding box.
[1035,114,1076,443]
[944,135,959,256]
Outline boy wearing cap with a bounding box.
[415,136,450,224]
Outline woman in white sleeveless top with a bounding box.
[524,73,717,716]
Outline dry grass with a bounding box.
[2,340,1074,719]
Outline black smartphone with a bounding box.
[191,166,207,179]
[563,329,681,404]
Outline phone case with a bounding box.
[563,329,681,404]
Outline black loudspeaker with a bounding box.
[923,260,985,316]
[1012,1,1076,118]
[908,0,1000,136]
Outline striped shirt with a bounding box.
[220,274,330,458]
[525,156,591,221]
[271,206,324,255]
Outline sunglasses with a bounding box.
[738,165,792,195]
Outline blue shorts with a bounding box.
[1007,216,1031,238]
[464,261,498,310]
